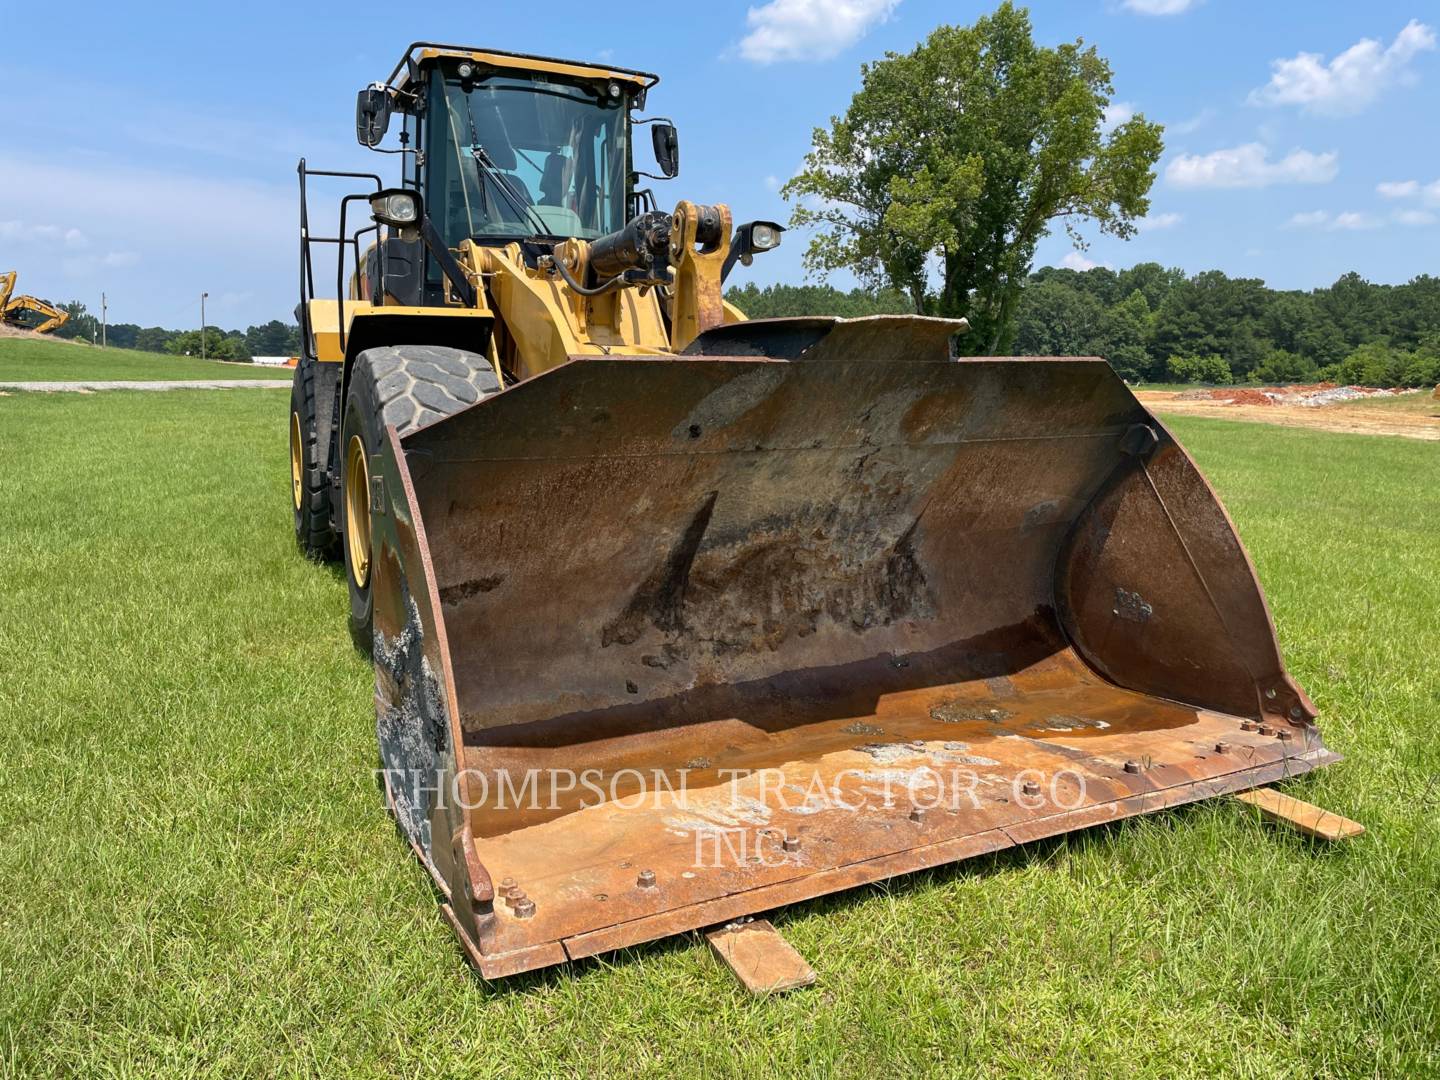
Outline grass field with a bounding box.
[0,335,282,381]
[1,385,1437,1077]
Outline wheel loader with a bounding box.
[289,42,1341,981]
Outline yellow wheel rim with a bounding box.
[289,411,304,513]
[345,434,371,589]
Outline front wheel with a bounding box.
[341,345,501,654]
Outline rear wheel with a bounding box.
[342,345,501,654]
[290,357,338,559]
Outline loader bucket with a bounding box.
[366,315,1335,978]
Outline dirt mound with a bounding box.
[1181,382,1417,408]
[0,323,85,345]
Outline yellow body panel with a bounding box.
[402,47,656,92]
[471,243,671,379]
[307,300,494,363]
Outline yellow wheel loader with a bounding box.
[290,42,1339,980]
[0,271,70,334]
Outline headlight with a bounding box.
[607,81,622,99]
[750,223,781,251]
[369,189,421,229]
[458,62,475,79]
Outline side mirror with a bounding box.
[651,122,680,178]
[356,84,392,148]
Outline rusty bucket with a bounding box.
[365,316,1334,977]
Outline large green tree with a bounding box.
[783,2,1163,353]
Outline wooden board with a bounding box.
[705,919,816,994]
[1234,788,1364,841]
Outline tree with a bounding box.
[783,3,1163,353]
[51,302,98,342]
[165,328,250,361]
[1014,278,1106,355]
[135,327,176,353]
[1166,354,1231,384]
[724,283,911,319]
[1252,348,1317,384]
[1318,272,1389,350]
[1116,262,1185,312]
[1151,271,1271,380]
[1100,288,1155,381]
[245,320,301,356]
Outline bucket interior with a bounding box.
[393,343,1326,960]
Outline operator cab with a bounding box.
[357,44,670,306]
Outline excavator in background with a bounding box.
[0,271,71,334]
[287,42,1340,981]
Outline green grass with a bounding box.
[0,336,283,381]
[1,390,1437,1077]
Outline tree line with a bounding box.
[48,300,301,362]
[727,267,1440,388]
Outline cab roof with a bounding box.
[388,42,659,95]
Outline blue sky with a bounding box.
[2,0,1437,329]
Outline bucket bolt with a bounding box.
[1123,760,1142,774]
[1214,742,1231,754]
[637,869,657,889]
[1240,721,1259,732]
[782,834,801,852]
[512,897,536,919]
[1021,780,1041,797]
[909,807,927,823]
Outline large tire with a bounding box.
[342,345,502,654]
[289,357,338,559]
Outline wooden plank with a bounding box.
[705,919,815,995]
[1234,788,1364,841]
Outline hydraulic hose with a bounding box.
[551,256,627,297]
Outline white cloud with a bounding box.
[1287,210,1381,231]
[1377,180,1420,198]
[1137,211,1183,230]
[1167,143,1338,189]
[764,174,781,191]
[1102,101,1136,131]
[1377,178,1440,205]
[736,0,899,64]
[1120,0,1198,14]
[1061,251,1108,271]
[1393,209,1438,226]
[1331,211,1381,231]
[0,219,91,251]
[1248,20,1436,116]
[1169,108,1215,135]
[62,251,140,277]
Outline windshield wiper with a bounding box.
[469,145,552,239]
[459,92,552,239]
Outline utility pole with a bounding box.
[201,292,209,361]
[101,292,107,349]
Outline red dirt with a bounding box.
[1216,388,1276,406]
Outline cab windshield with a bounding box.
[433,71,628,242]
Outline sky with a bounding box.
[2,0,1438,329]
